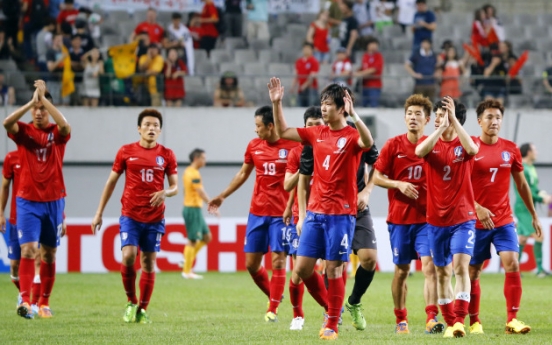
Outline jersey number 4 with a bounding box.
[140,169,154,182]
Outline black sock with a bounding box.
[348,266,375,305]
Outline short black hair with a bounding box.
[421,37,432,44]
[303,106,322,125]
[320,84,347,116]
[366,36,379,46]
[64,0,74,4]
[416,0,426,4]
[255,106,274,126]
[44,91,53,103]
[303,42,314,49]
[189,148,205,162]
[433,99,467,125]
[342,0,354,10]
[172,12,182,20]
[519,143,532,158]
[137,108,163,128]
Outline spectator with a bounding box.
[472,8,490,48]
[306,11,330,64]
[164,12,195,76]
[135,31,151,59]
[246,0,269,42]
[541,66,552,106]
[0,70,16,106]
[354,37,384,107]
[188,12,203,49]
[482,41,518,103]
[37,18,57,74]
[354,0,374,50]
[60,21,73,47]
[373,0,395,33]
[482,4,504,42]
[69,34,86,104]
[338,0,359,62]
[130,8,165,45]
[22,0,49,61]
[437,45,464,99]
[57,0,80,32]
[0,30,16,60]
[214,71,246,107]
[292,42,320,107]
[50,0,63,19]
[331,47,352,87]
[326,0,343,58]
[199,0,220,56]
[46,34,67,103]
[2,0,21,51]
[396,0,417,33]
[164,48,188,107]
[405,38,437,100]
[225,0,243,38]
[412,0,436,52]
[75,19,96,53]
[80,48,104,107]
[138,43,165,106]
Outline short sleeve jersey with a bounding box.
[375,134,428,224]
[285,145,302,220]
[297,125,365,216]
[183,166,203,208]
[8,121,70,202]
[134,22,165,44]
[423,136,476,227]
[2,151,21,224]
[244,138,300,217]
[112,142,178,224]
[471,137,523,229]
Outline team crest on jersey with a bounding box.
[279,149,288,159]
[121,232,128,240]
[156,156,165,166]
[334,137,347,153]
[454,146,463,157]
[501,151,511,162]
[47,132,54,142]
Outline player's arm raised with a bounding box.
[0,177,10,233]
[91,171,121,234]
[3,89,39,134]
[512,170,542,237]
[208,163,254,214]
[35,80,71,136]
[150,173,179,207]
[443,96,478,155]
[374,169,419,200]
[344,90,374,149]
[268,77,302,142]
[415,111,449,158]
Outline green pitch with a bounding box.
[1,272,551,344]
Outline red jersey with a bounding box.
[189,26,203,49]
[201,3,219,37]
[8,122,70,202]
[2,151,21,224]
[361,52,384,89]
[296,56,320,90]
[311,22,329,53]
[134,22,165,44]
[244,138,299,217]
[57,9,79,25]
[332,58,353,86]
[471,137,523,229]
[374,134,427,224]
[112,142,178,223]
[297,125,365,216]
[423,136,476,226]
[285,145,302,221]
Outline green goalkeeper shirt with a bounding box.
[514,162,543,214]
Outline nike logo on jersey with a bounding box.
[15,165,20,168]
[316,139,324,142]
[129,157,139,161]
[397,154,407,158]
[432,150,440,153]
[475,156,484,161]
[254,151,263,155]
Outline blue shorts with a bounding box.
[428,220,476,267]
[16,197,65,248]
[119,216,164,252]
[287,222,300,256]
[244,214,288,254]
[388,223,431,265]
[7,222,20,260]
[470,222,519,265]
[296,212,355,262]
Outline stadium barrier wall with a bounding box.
[1,217,551,274]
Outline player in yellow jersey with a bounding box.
[182,148,212,279]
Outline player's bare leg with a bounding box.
[17,242,40,319]
[289,255,305,330]
[121,245,139,322]
[136,251,156,324]
[346,248,376,331]
[10,259,20,300]
[294,256,329,336]
[421,256,443,333]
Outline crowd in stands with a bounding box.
[0,0,550,107]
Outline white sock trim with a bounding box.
[438,299,453,305]
[10,275,19,281]
[33,275,41,284]
[456,292,470,302]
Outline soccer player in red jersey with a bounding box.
[3,80,70,319]
[208,106,299,322]
[269,78,374,340]
[283,106,324,330]
[415,97,479,338]
[374,94,444,334]
[91,109,178,324]
[468,100,541,335]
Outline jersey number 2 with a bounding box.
[443,165,451,181]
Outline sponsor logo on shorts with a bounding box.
[121,232,128,240]
[292,239,299,249]
[156,156,165,166]
[8,246,12,254]
[393,247,399,256]
[339,251,347,255]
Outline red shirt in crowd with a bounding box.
[201,2,219,38]
[134,22,165,44]
[361,52,384,89]
[296,56,320,90]
[311,23,329,53]
[57,8,79,25]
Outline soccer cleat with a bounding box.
[319,313,329,337]
[17,293,22,308]
[136,308,152,324]
[443,326,454,338]
[395,321,410,334]
[181,272,203,279]
[30,304,39,318]
[290,317,305,330]
[536,270,549,278]
[451,322,466,338]
[470,322,484,334]
[320,328,338,340]
[264,311,278,322]
[425,318,445,334]
[345,301,366,330]
[123,302,138,323]
[16,302,33,319]
[38,305,53,318]
[505,319,531,334]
